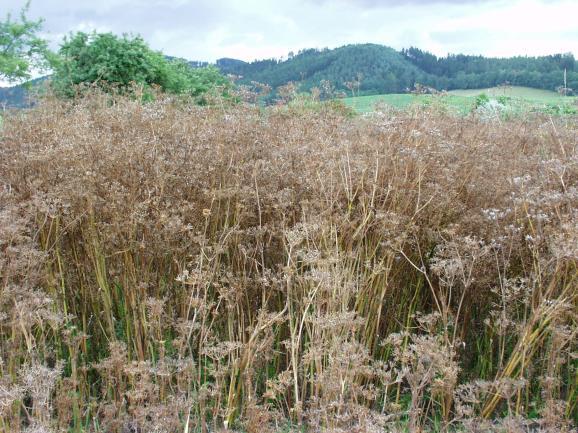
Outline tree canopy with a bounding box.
[0,1,51,83]
[51,32,230,100]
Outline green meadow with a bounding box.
[343,86,577,115]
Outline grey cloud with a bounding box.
[16,0,220,37]
[305,0,495,6]
[430,29,497,45]
[5,0,578,62]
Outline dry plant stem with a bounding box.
[0,92,576,432]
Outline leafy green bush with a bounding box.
[474,93,490,108]
[51,32,230,101]
[543,103,578,115]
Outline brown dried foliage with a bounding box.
[0,93,577,432]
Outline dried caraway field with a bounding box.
[0,93,577,432]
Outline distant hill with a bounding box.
[0,77,49,108]
[0,85,28,108]
[213,44,577,98]
[215,44,432,96]
[2,44,576,107]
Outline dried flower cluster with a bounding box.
[0,92,576,432]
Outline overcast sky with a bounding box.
[5,0,578,64]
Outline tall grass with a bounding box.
[0,93,577,432]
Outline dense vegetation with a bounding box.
[3,42,576,107]
[0,93,576,432]
[401,47,577,94]
[1,4,576,432]
[0,5,229,107]
[52,32,230,101]
[217,44,428,96]
[214,44,577,98]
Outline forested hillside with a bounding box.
[217,44,434,95]
[401,47,577,92]
[2,43,576,107]
[0,77,48,108]
[0,85,28,107]
[216,44,577,97]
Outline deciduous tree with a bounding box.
[0,1,51,83]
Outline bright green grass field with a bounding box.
[343,86,577,115]
[343,93,473,114]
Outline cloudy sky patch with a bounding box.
[6,0,578,63]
